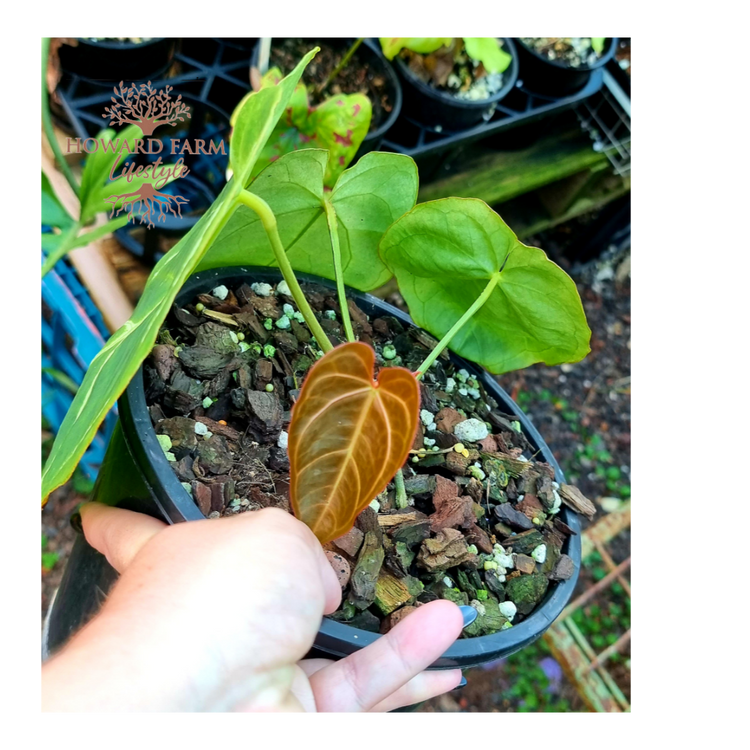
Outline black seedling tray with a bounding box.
[55,39,604,260]
[380,70,604,179]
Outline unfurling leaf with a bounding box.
[379,38,453,60]
[463,38,512,74]
[379,198,591,374]
[288,342,419,543]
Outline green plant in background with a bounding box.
[506,644,572,712]
[37,35,188,278]
[41,48,591,504]
[380,37,513,75]
[233,67,371,188]
[591,37,606,54]
[42,534,59,572]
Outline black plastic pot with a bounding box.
[250,38,402,158]
[58,38,177,85]
[515,38,618,98]
[392,39,519,133]
[43,267,581,669]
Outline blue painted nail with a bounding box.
[455,676,467,690]
[459,605,477,628]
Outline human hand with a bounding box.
[42,504,467,712]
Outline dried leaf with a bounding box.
[288,342,419,542]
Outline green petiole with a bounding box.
[415,271,501,379]
[237,189,333,352]
[324,200,355,343]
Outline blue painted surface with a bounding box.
[42,250,117,480]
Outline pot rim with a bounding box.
[75,37,170,50]
[516,37,619,72]
[249,37,403,145]
[121,266,582,668]
[392,38,519,110]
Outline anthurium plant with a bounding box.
[380,34,513,74]
[41,48,590,546]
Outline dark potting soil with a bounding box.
[399,39,511,101]
[143,279,593,638]
[270,40,392,133]
[520,38,606,68]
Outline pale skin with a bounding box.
[42,504,464,712]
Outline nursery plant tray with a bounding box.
[56,38,254,137]
[380,71,604,160]
[54,40,605,262]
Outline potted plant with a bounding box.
[57,37,177,85]
[515,37,619,97]
[380,38,519,131]
[250,38,402,170]
[43,49,595,669]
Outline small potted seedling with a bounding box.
[43,49,595,668]
[380,37,519,131]
[56,37,176,85]
[515,37,618,97]
[249,38,402,185]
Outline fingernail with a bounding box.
[454,676,467,690]
[70,512,83,534]
[459,605,477,628]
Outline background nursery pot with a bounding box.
[393,38,519,132]
[250,38,402,158]
[43,267,581,668]
[515,37,618,97]
[58,38,177,85]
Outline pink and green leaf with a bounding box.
[248,68,372,187]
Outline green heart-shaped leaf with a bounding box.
[202,149,418,291]
[379,198,591,374]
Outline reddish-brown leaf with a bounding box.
[288,342,419,543]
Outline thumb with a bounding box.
[80,502,167,573]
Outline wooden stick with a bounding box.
[560,556,631,621]
[594,539,632,598]
[583,629,631,674]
